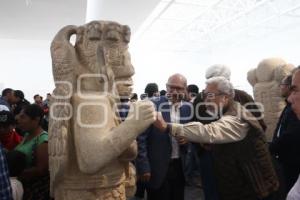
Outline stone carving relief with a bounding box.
[49,20,155,200]
[247,58,294,142]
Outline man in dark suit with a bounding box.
[136,73,192,200]
[270,67,300,196]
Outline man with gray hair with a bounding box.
[154,76,278,200]
[196,64,266,127]
[192,65,266,200]
[205,64,231,80]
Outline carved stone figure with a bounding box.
[49,21,156,200]
[247,58,294,142]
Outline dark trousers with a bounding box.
[257,194,275,200]
[271,157,287,200]
[147,159,185,200]
[199,151,219,200]
[283,164,300,194]
[134,180,146,198]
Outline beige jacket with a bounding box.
[170,115,249,144]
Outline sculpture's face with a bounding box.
[115,77,134,98]
[75,21,134,97]
[288,70,300,119]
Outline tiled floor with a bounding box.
[185,186,204,200]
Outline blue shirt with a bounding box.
[117,102,130,121]
[0,144,12,200]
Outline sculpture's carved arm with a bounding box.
[74,119,151,174]
[72,96,155,174]
[118,141,138,162]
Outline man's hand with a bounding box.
[139,172,151,182]
[153,112,168,132]
[176,136,188,145]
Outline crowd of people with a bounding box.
[0,91,50,200]
[0,64,299,200]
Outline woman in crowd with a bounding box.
[15,104,49,200]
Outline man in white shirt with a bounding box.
[287,175,300,200]
[136,74,193,200]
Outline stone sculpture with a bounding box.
[49,20,156,200]
[247,58,294,142]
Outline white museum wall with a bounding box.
[1,0,300,101]
[131,26,300,97]
[0,39,53,102]
[1,17,300,101]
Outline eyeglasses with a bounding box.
[166,84,185,91]
[279,83,290,88]
[202,92,225,100]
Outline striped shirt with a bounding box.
[0,144,12,200]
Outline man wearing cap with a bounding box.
[0,88,17,111]
[13,90,30,116]
[0,111,23,150]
